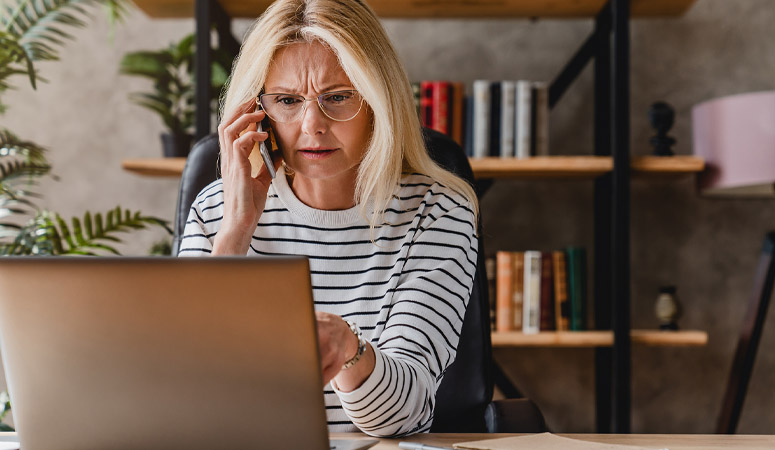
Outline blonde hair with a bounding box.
[221,0,479,230]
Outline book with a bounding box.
[420,81,434,130]
[539,251,555,331]
[464,96,474,157]
[552,250,570,331]
[472,80,491,158]
[431,81,450,135]
[489,81,502,156]
[500,80,516,158]
[566,246,588,331]
[533,81,549,156]
[411,82,421,120]
[522,251,542,334]
[515,80,532,158]
[511,251,525,330]
[495,251,514,332]
[451,82,464,146]
[485,255,497,330]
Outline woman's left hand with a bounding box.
[316,311,359,385]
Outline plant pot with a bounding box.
[161,132,194,158]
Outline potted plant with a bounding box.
[119,33,230,157]
[0,0,172,257]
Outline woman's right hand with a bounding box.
[212,98,282,255]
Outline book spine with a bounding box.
[485,255,497,329]
[496,251,514,332]
[553,250,570,331]
[500,80,516,158]
[420,81,434,130]
[451,82,464,146]
[472,80,491,158]
[515,80,532,158]
[512,251,525,330]
[539,251,555,331]
[431,81,450,135]
[530,83,538,156]
[489,81,502,157]
[533,81,549,156]
[411,82,421,121]
[567,246,588,331]
[522,250,542,334]
[464,96,474,157]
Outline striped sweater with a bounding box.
[178,168,478,437]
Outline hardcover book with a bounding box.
[539,251,555,331]
[566,246,588,331]
[496,251,514,332]
[522,251,542,334]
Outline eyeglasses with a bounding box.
[258,90,364,123]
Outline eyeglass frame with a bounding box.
[257,89,365,123]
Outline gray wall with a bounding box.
[2,0,773,434]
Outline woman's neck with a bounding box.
[286,167,358,211]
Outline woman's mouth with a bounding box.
[298,148,338,160]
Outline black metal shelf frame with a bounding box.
[191,0,632,433]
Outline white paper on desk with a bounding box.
[453,433,667,450]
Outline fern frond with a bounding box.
[0,128,48,164]
[0,159,50,184]
[0,207,171,256]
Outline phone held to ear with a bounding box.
[254,100,277,179]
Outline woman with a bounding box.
[179,0,479,437]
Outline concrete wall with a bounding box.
[1,0,773,434]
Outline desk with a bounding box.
[330,433,775,450]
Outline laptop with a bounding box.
[0,257,378,450]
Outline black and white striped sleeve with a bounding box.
[332,201,478,437]
[177,182,223,256]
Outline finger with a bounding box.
[224,109,266,143]
[233,131,268,158]
[220,97,258,133]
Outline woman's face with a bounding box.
[263,41,372,185]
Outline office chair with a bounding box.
[172,128,547,433]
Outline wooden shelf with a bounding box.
[121,158,186,176]
[121,155,705,179]
[491,330,708,348]
[471,156,612,179]
[131,0,698,19]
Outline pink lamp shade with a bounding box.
[692,91,775,197]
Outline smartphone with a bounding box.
[255,99,277,179]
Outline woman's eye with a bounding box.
[326,94,349,103]
[278,97,300,105]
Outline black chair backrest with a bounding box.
[172,128,493,432]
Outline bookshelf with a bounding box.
[129,0,700,434]
[491,330,708,348]
[122,155,705,179]
[132,0,696,19]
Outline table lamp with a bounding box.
[692,91,775,197]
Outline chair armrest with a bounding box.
[485,398,548,433]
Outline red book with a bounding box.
[431,81,450,135]
[420,81,434,129]
[451,82,464,146]
[539,252,556,331]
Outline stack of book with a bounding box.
[493,247,588,334]
[412,80,550,158]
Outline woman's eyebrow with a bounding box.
[266,83,353,93]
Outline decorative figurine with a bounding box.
[655,285,682,330]
[649,101,676,156]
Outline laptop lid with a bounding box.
[0,257,329,450]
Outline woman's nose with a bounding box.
[300,100,328,136]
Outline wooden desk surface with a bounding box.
[1,432,772,449]
[331,433,775,450]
